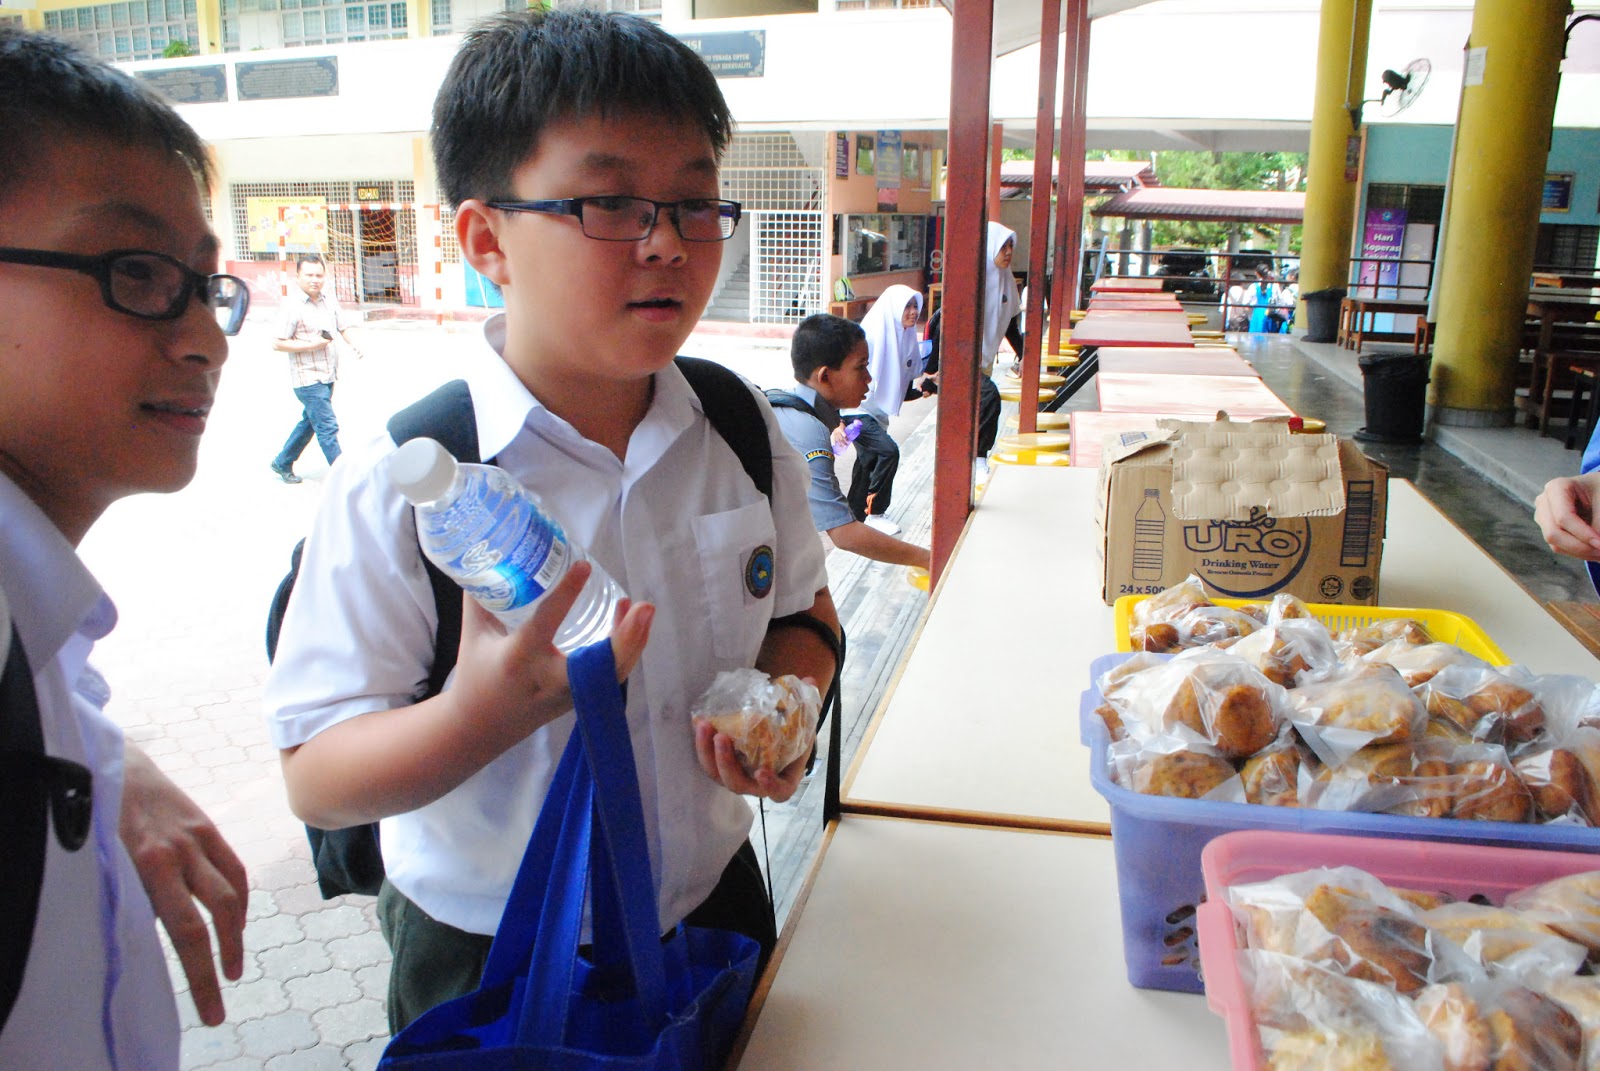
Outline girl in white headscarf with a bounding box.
[975,222,1022,462]
[841,285,925,533]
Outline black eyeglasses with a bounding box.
[486,196,742,243]
[0,247,251,336]
[0,749,93,852]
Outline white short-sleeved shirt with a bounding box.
[0,476,179,1071]
[264,315,829,935]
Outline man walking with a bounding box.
[269,254,362,483]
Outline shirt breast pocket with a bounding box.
[691,500,778,663]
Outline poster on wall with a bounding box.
[876,130,902,189]
[1543,173,1574,213]
[245,197,329,254]
[835,133,849,179]
[1358,207,1406,297]
[855,135,875,177]
[903,145,925,191]
[878,187,900,212]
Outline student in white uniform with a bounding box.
[840,285,925,536]
[0,28,250,1068]
[263,8,837,1032]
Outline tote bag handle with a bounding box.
[476,641,673,1048]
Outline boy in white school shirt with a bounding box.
[264,7,839,1032]
[0,28,249,1068]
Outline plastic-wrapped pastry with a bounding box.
[1339,618,1434,656]
[1539,977,1600,1071]
[1129,575,1212,650]
[1177,605,1264,647]
[1230,620,1342,688]
[1264,1028,1401,1071]
[1292,664,1427,750]
[1421,665,1546,748]
[1246,951,1439,1071]
[1505,872,1600,954]
[1446,755,1534,824]
[1124,746,1237,799]
[1415,980,1584,1071]
[1165,673,1279,758]
[1103,649,1288,759]
[1366,641,1488,689]
[1516,736,1600,824]
[1414,983,1493,1071]
[1267,592,1318,624]
[1419,903,1583,980]
[1308,742,1455,819]
[1300,882,1434,994]
[690,669,821,775]
[1242,739,1306,807]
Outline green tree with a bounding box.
[162,38,195,58]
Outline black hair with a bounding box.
[294,253,326,273]
[790,314,866,383]
[0,27,211,202]
[431,8,734,209]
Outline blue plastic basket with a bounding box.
[1081,652,1600,995]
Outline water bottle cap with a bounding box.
[389,437,458,504]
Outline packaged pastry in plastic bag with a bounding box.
[1363,641,1488,689]
[1337,618,1436,657]
[1304,740,1457,818]
[1243,951,1444,1071]
[1228,619,1343,689]
[1418,663,1546,749]
[1539,976,1600,1071]
[1108,733,1240,799]
[1129,574,1213,651]
[1505,871,1600,955]
[1100,648,1290,759]
[1228,867,1438,993]
[1240,731,1312,807]
[1413,979,1584,1071]
[1445,748,1534,824]
[1291,663,1429,767]
[1419,903,1585,985]
[1515,729,1600,824]
[690,668,821,775]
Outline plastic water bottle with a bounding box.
[387,438,625,653]
[832,419,863,457]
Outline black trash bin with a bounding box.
[1356,352,1431,444]
[1302,287,1347,343]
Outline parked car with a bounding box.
[1152,249,1217,299]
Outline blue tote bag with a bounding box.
[378,641,761,1071]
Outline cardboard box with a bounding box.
[1097,419,1387,606]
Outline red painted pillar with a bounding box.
[1062,0,1091,314]
[1020,0,1064,434]
[1048,0,1087,353]
[931,0,995,583]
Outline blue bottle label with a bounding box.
[431,485,570,615]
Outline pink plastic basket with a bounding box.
[1196,829,1600,1071]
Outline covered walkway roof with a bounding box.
[1090,187,1306,225]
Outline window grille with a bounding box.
[228,179,421,306]
[431,0,450,31]
[720,133,825,324]
[0,12,24,27]
[834,0,931,10]
[44,0,198,60]
[439,205,461,264]
[548,0,660,18]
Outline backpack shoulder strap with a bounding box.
[763,387,824,426]
[385,379,481,701]
[0,629,46,1033]
[676,357,773,501]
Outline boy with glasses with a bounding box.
[0,28,250,1068]
[264,8,838,1030]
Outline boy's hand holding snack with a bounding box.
[692,669,822,803]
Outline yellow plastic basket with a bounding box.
[1111,594,1510,664]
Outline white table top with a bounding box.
[733,818,1228,1070]
[841,464,1599,829]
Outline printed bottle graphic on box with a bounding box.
[1132,488,1165,581]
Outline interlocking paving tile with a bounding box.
[237,1008,319,1061]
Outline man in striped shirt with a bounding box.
[269,254,363,483]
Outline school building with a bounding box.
[1,0,1595,322]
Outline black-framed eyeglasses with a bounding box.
[0,247,251,336]
[0,749,93,852]
[486,196,742,243]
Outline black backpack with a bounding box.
[266,358,782,898]
[0,626,46,1033]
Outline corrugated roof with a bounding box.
[1090,187,1305,224]
[999,158,1158,191]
